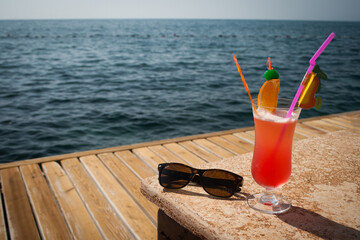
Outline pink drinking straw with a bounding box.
[286,32,335,118]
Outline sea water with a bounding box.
[0,19,359,162]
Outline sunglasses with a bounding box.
[158,162,243,198]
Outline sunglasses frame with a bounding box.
[158,162,244,198]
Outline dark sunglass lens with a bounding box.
[160,164,192,189]
[201,170,237,197]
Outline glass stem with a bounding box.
[260,189,279,206]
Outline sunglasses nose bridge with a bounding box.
[190,169,199,181]
[191,169,205,179]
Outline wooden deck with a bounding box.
[0,110,359,239]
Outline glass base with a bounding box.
[247,192,291,214]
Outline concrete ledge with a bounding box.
[141,130,360,239]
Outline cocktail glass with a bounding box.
[247,98,301,214]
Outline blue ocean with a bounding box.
[0,19,359,162]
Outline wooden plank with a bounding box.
[114,150,155,179]
[1,167,40,240]
[132,147,165,171]
[220,134,254,151]
[80,155,157,240]
[296,110,359,122]
[193,139,235,159]
[342,111,360,117]
[339,115,360,124]
[341,115,360,121]
[61,158,133,240]
[293,131,307,140]
[324,117,360,131]
[100,152,158,223]
[0,190,6,240]
[245,130,255,136]
[178,141,221,163]
[20,164,72,240]
[302,119,346,132]
[295,123,327,137]
[207,136,249,155]
[233,132,255,144]
[163,143,206,167]
[148,145,189,165]
[42,162,103,240]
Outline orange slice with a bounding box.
[257,79,280,112]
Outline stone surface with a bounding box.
[141,130,360,239]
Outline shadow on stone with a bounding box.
[278,206,360,239]
[162,187,248,201]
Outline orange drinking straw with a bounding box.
[267,57,272,69]
[233,54,256,107]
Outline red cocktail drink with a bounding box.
[252,111,297,189]
[247,98,301,214]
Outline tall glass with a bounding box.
[247,98,301,214]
